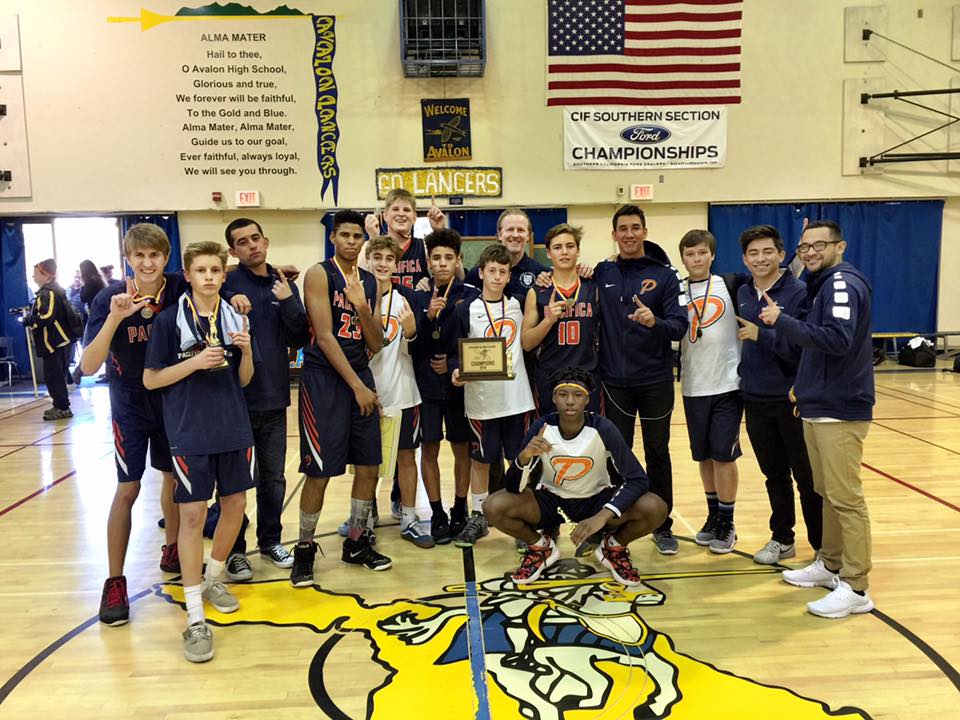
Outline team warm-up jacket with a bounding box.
[26,283,73,356]
[410,278,478,402]
[773,262,875,421]
[504,412,650,517]
[595,253,688,387]
[736,270,807,402]
[224,263,310,412]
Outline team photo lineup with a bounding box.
[26,189,876,664]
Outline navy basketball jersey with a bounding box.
[303,259,379,372]
[83,272,187,391]
[533,277,599,374]
[393,238,429,290]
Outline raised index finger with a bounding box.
[536,423,548,437]
[761,290,776,306]
[275,266,286,282]
[242,315,249,333]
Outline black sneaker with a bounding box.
[449,511,468,539]
[431,511,452,545]
[99,576,129,626]
[290,542,317,588]
[342,531,392,571]
[453,512,489,548]
[225,552,254,581]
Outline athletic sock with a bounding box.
[705,491,719,518]
[205,557,225,586]
[184,584,205,626]
[299,510,321,543]
[401,506,417,530]
[852,589,865,596]
[717,500,735,526]
[471,492,488,514]
[452,495,467,519]
[429,500,446,518]
[348,498,374,540]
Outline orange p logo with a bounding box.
[550,456,594,484]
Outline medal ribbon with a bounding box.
[184,291,222,347]
[552,277,581,306]
[483,297,506,339]
[130,276,166,311]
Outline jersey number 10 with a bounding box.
[557,320,580,346]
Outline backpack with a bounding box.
[897,337,936,368]
[63,301,85,342]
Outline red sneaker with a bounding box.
[511,538,560,584]
[160,542,180,573]
[596,536,642,586]
[99,576,129,626]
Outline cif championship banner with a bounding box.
[563,108,727,170]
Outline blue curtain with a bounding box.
[708,200,943,333]
[119,214,183,273]
[322,208,569,260]
[0,221,30,372]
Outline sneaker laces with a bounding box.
[230,554,252,572]
[104,578,126,608]
[604,541,640,581]
[515,543,551,579]
[185,622,208,641]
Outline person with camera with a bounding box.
[23,259,76,420]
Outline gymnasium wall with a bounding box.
[2,0,960,325]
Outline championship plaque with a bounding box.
[458,337,511,381]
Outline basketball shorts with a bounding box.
[682,390,744,463]
[299,365,381,478]
[467,412,532,464]
[109,382,172,483]
[420,393,471,444]
[532,486,619,525]
[171,447,257,503]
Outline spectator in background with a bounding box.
[80,260,108,383]
[23,259,74,420]
[101,264,125,290]
[67,271,85,386]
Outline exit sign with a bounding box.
[236,190,261,207]
[630,184,654,201]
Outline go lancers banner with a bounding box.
[563,108,727,170]
[376,166,502,199]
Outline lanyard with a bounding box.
[482,296,506,338]
[331,256,356,286]
[381,287,395,344]
[686,275,712,340]
[129,276,166,318]
[184,292,222,346]
[552,277,581,306]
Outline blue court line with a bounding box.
[461,547,491,720]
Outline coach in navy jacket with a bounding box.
[759,220,875,620]
[224,218,310,571]
[595,205,688,553]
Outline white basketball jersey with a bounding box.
[681,274,741,397]
[463,295,534,420]
[369,288,421,415]
[536,421,614,500]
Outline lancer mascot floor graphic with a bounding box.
[159,559,870,719]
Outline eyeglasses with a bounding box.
[796,240,841,254]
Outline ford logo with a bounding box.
[620,125,672,144]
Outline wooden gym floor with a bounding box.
[0,365,957,719]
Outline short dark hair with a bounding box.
[739,225,783,253]
[803,220,843,244]
[612,204,646,230]
[225,218,263,247]
[332,209,364,232]
[425,228,462,256]
[548,366,596,394]
[477,243,511,269]
[679,229,716,255]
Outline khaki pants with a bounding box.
[802,420,872,591]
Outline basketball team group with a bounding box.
[24,189,877,662]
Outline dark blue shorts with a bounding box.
[398,405,422,450]
[298,365,381,478]
[534,371,604,416]
[109,383,172,483]
[683,390,744,463]
[420,393,470,444]
[172,447,257,503]
[532,485,618,525]
[467,412,532,464]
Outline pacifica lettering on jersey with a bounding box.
[127,325,154,343]
[558,301,594,320]
[395,258,422,276]
[332,289,371,314]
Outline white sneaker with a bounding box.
[807,580,874,619]
[781,557,838,588]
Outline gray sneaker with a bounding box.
[453,512,489,547]
[753,540,796,565]
[182,621,214,663]
[708,522,737,554]
[202,581,239,613]
[694,515,717,546]
[652,530,679,555]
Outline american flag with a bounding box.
[547,0,743,106]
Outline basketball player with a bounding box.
[463,208,549,302]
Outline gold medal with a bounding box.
[432,328,441,340]
[140,306,154,319]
